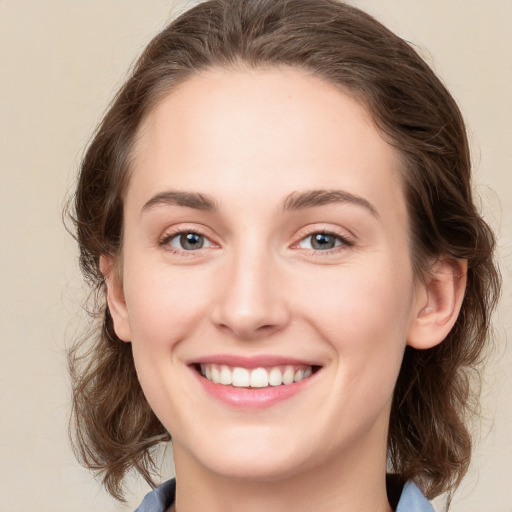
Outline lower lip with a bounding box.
[192,368,316,408]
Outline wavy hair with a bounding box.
[68,0,501,502]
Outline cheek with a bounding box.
[320,267,414,424]
[296,259,415,375]
[122,262,217,420]
[122,254,217,351]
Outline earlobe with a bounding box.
[99,255,131,342]
[407,257,467,350]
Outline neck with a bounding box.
[172,437,393,512]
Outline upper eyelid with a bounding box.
[158,224,217,242]
[293,232,353,250]
[292,225,355,244]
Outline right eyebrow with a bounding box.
[141,191,218,216]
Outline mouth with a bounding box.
[195,363,319,388]
[189,356,322,407]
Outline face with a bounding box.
[108,67,425,483]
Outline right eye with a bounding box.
[166,232,213,251]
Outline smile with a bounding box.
[199,364,314,388]
[191,356,322,408]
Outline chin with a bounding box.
[177,425,326,484]
[203,450,310,483]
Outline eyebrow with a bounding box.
[141,191,218,215]
[140,188,378,218]
[283,189,379,218]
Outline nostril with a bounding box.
[257,324,278,332]
[214,320,282,340]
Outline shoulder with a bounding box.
[133,479,176,512]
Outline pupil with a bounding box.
[312,233,335,250]
[180,233,204,250]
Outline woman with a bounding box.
[68,0,500,511]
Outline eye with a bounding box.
[167,232,213,251]
[297,232,346,251]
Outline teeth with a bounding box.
[250,368,269,388]
[211,365,220,384]
[199,364,314,388]
[294,369,304,382]
[232,367,250,387]
[268,367,283,386]
[220,365,232,385]
[282,366,295,385]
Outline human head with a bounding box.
[69,0,500,501]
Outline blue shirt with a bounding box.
[134,478,434,512]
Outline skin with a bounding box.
[104,67,466,512]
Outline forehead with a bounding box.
[128,67,407,226]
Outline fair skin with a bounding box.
[103,67,466,512]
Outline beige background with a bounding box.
[0,0,510,511]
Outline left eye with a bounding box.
[167,232,213,251]
[298,233,344,251]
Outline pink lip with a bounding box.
[188,356,320,409]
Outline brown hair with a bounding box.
[68,0,501,503]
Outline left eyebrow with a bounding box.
[283,189,379,218]
[141,191,218,216]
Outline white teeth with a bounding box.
[211,366,220,384]
[250,367,269,388]
[282,365,295,385]
[220,365,232,385]
[268,367,283,386]
[199,363,314,388]
[232,367,250,387]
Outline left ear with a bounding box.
[407,257,467,349]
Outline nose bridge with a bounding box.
[212,234,289,338]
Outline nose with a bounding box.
[211,248,291,340]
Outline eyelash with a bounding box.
[158,228,213,256]
[158,228,354,256]
[293,229,354,255]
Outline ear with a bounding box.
[100,254,131,342]
[407,257,467,349]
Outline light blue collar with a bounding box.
[396,481,435,512]
[135,478,434,512]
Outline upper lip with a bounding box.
[188,354,321,368]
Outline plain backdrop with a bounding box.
[0,1,510,511]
